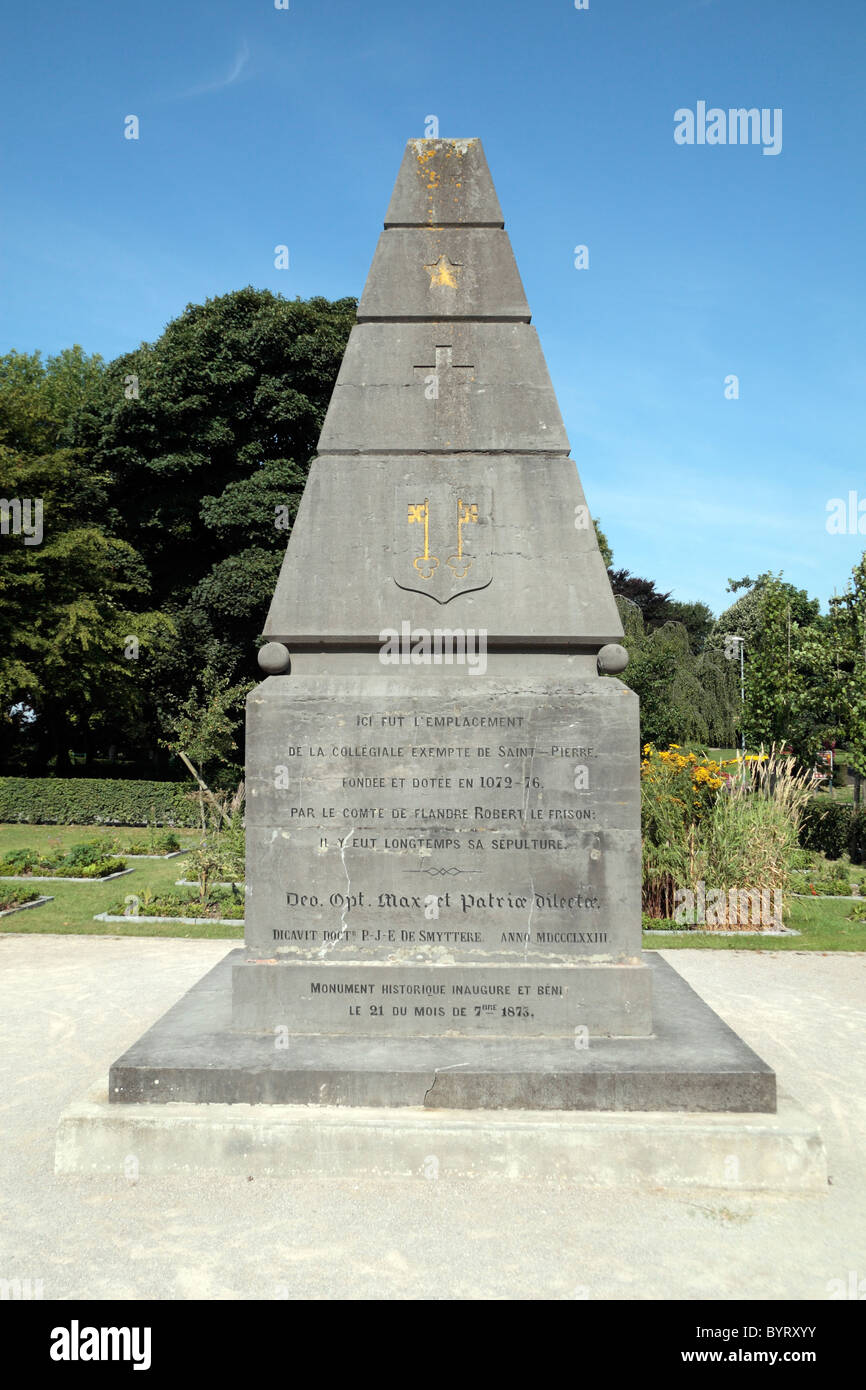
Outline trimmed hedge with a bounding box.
[800,799,866,864]
[0,777,201,827]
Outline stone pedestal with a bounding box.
[241,672,650,1039]
[106,952,775,1113]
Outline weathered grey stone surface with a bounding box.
[245,675,639,945]
[107,952,775,1113]
[357,228,530,321]
[316,323,570,455]
[384,138,504,227]
[242,670,650,1037]
[58,1084,827,1188]
[232,961,651,1039]
[263,456,622,643]
[257,641,291,674]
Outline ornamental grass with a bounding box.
[641,743,820,925]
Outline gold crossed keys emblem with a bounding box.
[408,497,478,580]
[395,483,492,605]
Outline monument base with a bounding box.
[106,953,776,1113]
[56,1088,825,1191]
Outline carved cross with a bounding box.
[413,345,475,395]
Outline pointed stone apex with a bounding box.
[384,138,504,227]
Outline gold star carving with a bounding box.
[425,255,461,288]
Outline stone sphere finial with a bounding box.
[258,642,291,675]
[597,643,629,675]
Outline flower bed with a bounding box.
[113,831,183,858]
[790,874,862,897]
[0,839,128,880]
[788,850,865,897]
[0,884,49,914]
[105,886,245,921]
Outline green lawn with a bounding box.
[0,823,200,855]
[812,785,857,804]
[0,823,241,940]
[680,744,740,761]
[644,895,866,951]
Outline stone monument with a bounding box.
[104,139,780,1117]
[239,134,652,1055]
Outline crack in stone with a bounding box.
[317,828,356,958]
[520,734,540,961]
[423,1061,471,1107]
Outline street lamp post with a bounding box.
[724,634,746,773]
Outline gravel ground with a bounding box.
[0,934,864,1301]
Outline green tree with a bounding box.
[161,665,252,785]
[818,556,866,797]
[593,518,612,568]
[608,569,673,628]
[606,567,713,655]
[709,573,820,658]
[91,288,356,757]
[0,349,172,770]
[703,573,828,760]
[665,599,715,653]
[612,599,739,747]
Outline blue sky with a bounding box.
[2,0,864,618]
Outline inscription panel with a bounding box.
[232,960,649,1038]
[245,682,640,968]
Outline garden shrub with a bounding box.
[0,778,200,827]
[799,800,854,860]
[849,808,866,866]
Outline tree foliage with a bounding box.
[3,319,860,784]
[614,600,740,747]
[1,292,356,772]
[0,348,172,770]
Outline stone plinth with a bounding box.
[242,672,650,1039]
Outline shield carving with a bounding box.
[394,483,492,604]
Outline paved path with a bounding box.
[1,935,864,1300]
